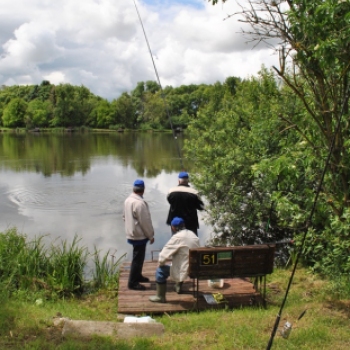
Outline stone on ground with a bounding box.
[61,319,164,339]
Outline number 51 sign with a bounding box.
[200,253,218,266]
[199,251,232,265]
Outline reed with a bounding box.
[0,228,125,298]
[91,246,126,290]
[0,228,48,292]
[46,235,89,296]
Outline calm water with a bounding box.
[0,132,213,263]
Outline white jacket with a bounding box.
[123,192,154,241]
[158,229,200,282]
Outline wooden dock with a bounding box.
[117,261,265,315]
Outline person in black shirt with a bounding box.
[166,172,204,236]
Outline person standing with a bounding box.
[149,217,200,303]
[123,179,155,291]
[166,171,204,235]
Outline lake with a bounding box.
[0,131,213,263]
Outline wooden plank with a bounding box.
[117,260,266,315]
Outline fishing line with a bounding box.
[132,0,185,170]
[266,83,350,349]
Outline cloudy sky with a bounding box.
[0,0,279,100]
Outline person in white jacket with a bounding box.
[149,216,200,303]
[124,179,155,291]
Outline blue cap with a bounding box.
[171,217,185,226]
[133,179,145,187]
[178,171,189,179]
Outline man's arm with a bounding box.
[196,196,205,211]
[158,237,180,265]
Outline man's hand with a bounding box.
[149,237,155,244]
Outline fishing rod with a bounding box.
[132,0,185,170]
[266,83,350,349]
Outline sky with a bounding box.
[0,0,279,101]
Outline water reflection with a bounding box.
[0,132,213,263]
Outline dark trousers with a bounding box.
[128,244,146,287]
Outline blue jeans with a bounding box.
[155,265,171,284]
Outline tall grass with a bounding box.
[47,235,89,296]
[0,228,125,299]
[92,246,126,290]
[0,230,49,292]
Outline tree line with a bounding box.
[0,78,239,131]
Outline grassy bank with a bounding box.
[0,229,349,349]
[1,268,350,349]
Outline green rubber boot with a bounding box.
[149,283,167,303]
[174,281,183,294]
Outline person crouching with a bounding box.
[149,217,200,303]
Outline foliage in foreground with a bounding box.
[197,0,350,279]
[185,67,350,278]
[0,228,125,298]
[0,268,350,349]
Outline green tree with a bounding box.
[224,76,240,96]
[142,91,167,130]
[2,97,27,127]
[26,100,52,128]
[145,80,161,94]
[50,84,75,127]
[165,89,188,128]
[92,99,114,128]
[75,85,94,126]
[131,81,166,130]
[131,82,146,128]
[50,84,86,127]
[185,71,305,245]
[111,92,135,129]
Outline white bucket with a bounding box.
[207,279,224,289]
[124,316,156,323]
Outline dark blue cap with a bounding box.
[178,171,189,179]
[133,179,145,187]
[171,217,185,226]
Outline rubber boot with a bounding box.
[174,281,183,294]
[149,283,167,303]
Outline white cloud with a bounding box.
[43,71,66,85]
[4,22,64,65]
[0,0,279,100]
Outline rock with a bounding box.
[62,319,164,339]
[53,317,70,327]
